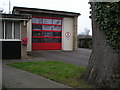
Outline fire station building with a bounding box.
[1,7,80,59]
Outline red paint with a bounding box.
[32,23,61,26]
[32,16,62,50]
[32,30,61,32]
[32,43,61,50]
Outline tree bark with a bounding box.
[81,3,120,88]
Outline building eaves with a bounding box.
[1,14,31,21]
[13,6,81,17]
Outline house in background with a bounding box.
[0,7,80,59]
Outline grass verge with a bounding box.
[8,61,91,88]
[1,86,7,90]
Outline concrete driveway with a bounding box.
[30,48,92,67]
[3,48,91,67]
[3,48,92,67]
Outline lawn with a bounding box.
[1,86,7,90]
[8,61,91,88]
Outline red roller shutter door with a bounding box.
[32,17,62,50]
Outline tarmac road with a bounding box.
[30,48,92,67]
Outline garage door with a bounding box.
[32,16,62,50]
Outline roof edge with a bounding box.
[13,6,81,16]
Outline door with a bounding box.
[32,16,62,50]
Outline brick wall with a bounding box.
[73,16,78,51]
[21,21,27,58]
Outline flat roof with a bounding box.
[13,6,81,17]
[1,14,31,21]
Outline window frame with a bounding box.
[1,20,21,40]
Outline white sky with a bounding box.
[0,0,92,35]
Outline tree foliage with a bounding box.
[93,2,120,52]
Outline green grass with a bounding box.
[1,86,7,90]
[8,61,91,88]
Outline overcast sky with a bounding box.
[0,0,92,35]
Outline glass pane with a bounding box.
[32,25,42,30]
[53,32,61,37]
[5,21,12,39]
[14,21,20,39]
[43,31,53,36]
[52,38,61,43]
[44,38,52,43]
[43,19,52,24]
[0,21,4,39]
[53,20,61,25]
[32,18,42,24]
[53,26,61,31]
[32,31,42,36]
[32,38,42,43]
[43,25,52,30]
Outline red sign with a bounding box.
[65,32,71,38]
[22,37,28,46]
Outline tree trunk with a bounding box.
[81,3,120,88]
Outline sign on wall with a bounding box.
[65,32,71,38]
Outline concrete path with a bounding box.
[2,64,70,88]
[0,60,2,89]
[2,48,92,88]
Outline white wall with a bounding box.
[27,19,32,52]
[62,17,73,51]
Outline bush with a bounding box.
[78,38,92,49]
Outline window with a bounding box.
[43,31,53,36]
[32,31,42,36]
[32,18,42,24]
[32,17,62,31]
[43,19,52,24]
[53,26,61,31]
[5,21,12,39]
[32,38,43,43]
[32,25,42,30]
[1,21,20,39]
[53,20,61,25]
[52,38,61,43]
[53,32,61,37]
[44,38,52,43]
[14,22,20,39]
[0,21,4,39]
[43,25,52,30]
